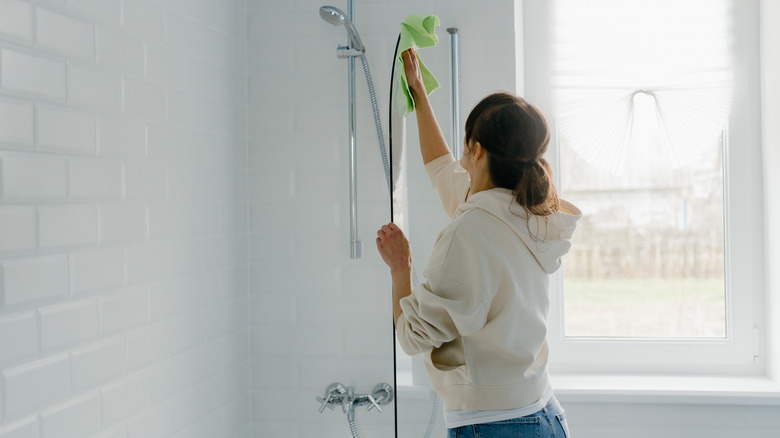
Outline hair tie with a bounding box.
[519,159,537,168]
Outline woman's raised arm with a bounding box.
[403,49,451,165]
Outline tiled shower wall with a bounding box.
[246,0,518,437]
[0,1,250,437]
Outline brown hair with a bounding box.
[464,91,560,216]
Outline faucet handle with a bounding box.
[315,395,335,413]
[316,382,348,413]
[365,394,382,413]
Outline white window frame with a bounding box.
[521,0,765,375]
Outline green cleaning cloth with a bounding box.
[395,14,440,117]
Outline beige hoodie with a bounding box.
[396,154,581,411]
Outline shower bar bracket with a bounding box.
[337,45,364,58]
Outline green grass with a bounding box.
[563,278,725,304]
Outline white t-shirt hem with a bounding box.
[443,386,554,429]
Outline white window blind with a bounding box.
[552,0,733,175]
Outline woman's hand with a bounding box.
[403,48,426,98]
[376,223,412,274]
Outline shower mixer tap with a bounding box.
[315,382,394,419]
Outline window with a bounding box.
[523,0,764,372]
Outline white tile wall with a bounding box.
[2,0,778,437]
[0,0,248,436]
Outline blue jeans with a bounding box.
[446,396,570,438]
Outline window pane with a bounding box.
[553,0,731,338]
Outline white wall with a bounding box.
[0,1,250,437]
[246,0,517,437]
[760,0,780,382]
[2,0,777,437]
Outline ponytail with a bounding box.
[464,92,560,216]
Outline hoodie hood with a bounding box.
[453,188,582,274]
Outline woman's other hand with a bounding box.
[376,223,412,273]
[403,48,425,98]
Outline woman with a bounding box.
[376,49,581,437]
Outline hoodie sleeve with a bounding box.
[424,154,470,219]
[396,217,495,356]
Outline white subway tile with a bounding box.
[167,238,206,277]
[0,49,66,100]
[125,322,169,371]
[87,425,125,438]
[251,327,341,359]
[167,165,209,200]
[221,392,251,437]
[36,7,94,60]
[0,206,36,253]
[100,285,149,334]
[39,299,99,350]
[250,201,338,233]
[123,77,166,121]
[69,157,123,200]
[167,89,223,133]
[1,354,70,419]
[67,0,121,28]
[165,312,208,355]
[125,404,172,438]
[214,2,247,41]
[147,342,221,403]
[218,330,249,370]
[0,254,69,307]
[0,416,38,438]
[163,0,216,27]
[70,248,125,293]
[0,312,37,363]
[248,233,293,264]
[0,152,68,201]
[96,27,145,77]
[203,297,248,340]
[250,360,297,390]
[0,0,33,43]
[40,393,100,438]
[99,202,148,243]
[166,12,217,62]
[100,372,149,426]
[249,295,294,327]
[206,234,246,270]
[172,410,223,438]
[247,170,294,201]
[71,337,125,391]
[342,326,392,359]
[0,99,34,149]
[98,118,146,157]
[249,264,337,295]
[146,123,186,162]
[37,105,97,154]
[125,162,168,199]
[247,106,292,137]
[125,241,169,283]
[122,0,165,42]
[38,205,98,249]
[145,42,184,88]
[68,65,122,111]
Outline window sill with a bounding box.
[396,372,780,405]
[552,374,780,405]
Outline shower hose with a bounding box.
[346,45,439,438]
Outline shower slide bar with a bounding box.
[448,28,462,160]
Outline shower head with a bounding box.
[319,5,364,52]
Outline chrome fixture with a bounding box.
[316,382,394,437]
[319,6,364,52]
[447,27,462,159]
[319,3,391,260]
